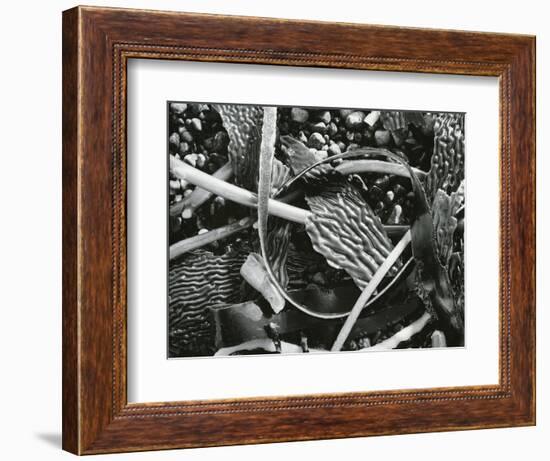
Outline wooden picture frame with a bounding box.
[62,5,536,455]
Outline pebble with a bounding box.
[182,188,191,198]
[198,228,209,235]
[388,204,403,224]
[339,109,354,118]
[196,153,206,169]
[364,110,381,127]
[290,107,309,123]
[170,103,187,115]
[183,153,198,167]
[298,131,308,144]
[169,132,180,151]
[345,111,366,130]
[179,142,190,154]
[191,118,202,131]
[318,111,331,124]
[311,122,327,134]
[179,127,194,143]
[374,129,391,146]
[328,143,341,156]
[357,337,371,349]
[327,122,338,137]
[308,132,326,149]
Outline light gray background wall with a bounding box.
[0,1,546,459]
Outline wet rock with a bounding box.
[196,153,206,169]
[345,111,366,130]
[169,132,180,151]
[184,153,198,167]
[328,143,341,156]
[178,142,190,154]
[308,132,326,150]
[290,107,309,123]
[318,111,331,124]
[339,109,354,118]
[311,122,327,134]
[374,129,391,146]
[170,102,187,115]
[327,122,338,137]
[191,118,202,132]
[179,127,194,143]
[364,110,380,127]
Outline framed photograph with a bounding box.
[62,6,536,455]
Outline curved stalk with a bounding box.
[335,159,427,180]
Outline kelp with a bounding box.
[305,181,400,289]
[425,113,465,199]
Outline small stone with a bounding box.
[179,142,190,154]
[203,137,214,150]
[298,131,308,144]
[180,179,188,189]
[337,141,347,152]
[169,132,180,151]
[179,128,194,143]
[308,132,326,150]
[196,153,206,169]
[357,337,371,349]
[198,103,210,112]
[170,103,187,115]
[339,109,354,118]
[328,143,341,156]
[191,118,202,131]
[183,153,198,167]
[290,107,309,123]
[388,204,403,225]
[174,194,182,202]
[345,111,366,130]
[176,117,186,127]
[346,131,355,142]
[311,122,327,134]
[374,130,391,146]
[318,111,331,124]
[198,228,209,235]
[187,103,202,115]
[385,190,395,203]
[327,122,338,137]
[364,110,381,127]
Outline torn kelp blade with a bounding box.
[305,181,401,290]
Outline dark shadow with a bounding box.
[36,432,62,448]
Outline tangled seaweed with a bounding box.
[168,103,466,357]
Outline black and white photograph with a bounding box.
[168,102,465,358]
